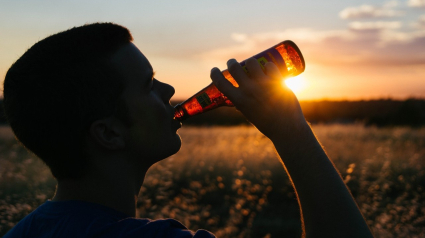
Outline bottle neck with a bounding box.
[173,104,186,121]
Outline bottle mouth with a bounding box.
[173,104,185,121]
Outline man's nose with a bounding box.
[158,81,175,102]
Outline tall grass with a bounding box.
[0,125,424,237]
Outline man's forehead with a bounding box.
[109,43,153,77]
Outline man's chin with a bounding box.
[156,136,182,162]
[168,136,182,156]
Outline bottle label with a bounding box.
[240,48,285,74]
[195,48,285,109]
[196,92,212,108]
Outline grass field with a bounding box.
[0,125,424,237]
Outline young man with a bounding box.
[3,23,374,237]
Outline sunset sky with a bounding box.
[1,0,424,101]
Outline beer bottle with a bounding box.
[174,40,305,121]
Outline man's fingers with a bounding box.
[264,61,283,81]
[245,58,265,81]
[262,61,287,94]
[227,59,248,87]
[210,67,239,101]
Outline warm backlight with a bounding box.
[283,75,307,93]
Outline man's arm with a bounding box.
[210,58,374,238]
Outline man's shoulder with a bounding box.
[4,201,215,238]
[5,216,215,238]
[103,218,215,238]
[3,200,129,238]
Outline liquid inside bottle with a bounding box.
[174,40,305,121]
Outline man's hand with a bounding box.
[210,58,308,141]
[210,59,375,238]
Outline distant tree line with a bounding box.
[171,98,425,127]
[301,98,425,127]
[0,98,424,127]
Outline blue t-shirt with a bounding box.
[4,200,215,238]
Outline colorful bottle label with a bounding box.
[196,92,212,108]
[196,48,285,109]
[240,48,285,75]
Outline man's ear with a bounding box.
[89,117,126,150]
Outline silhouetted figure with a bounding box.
[3,23,374,238]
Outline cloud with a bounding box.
[198,1,425,69]
[409,15,425,29]
[408,15,425,30]
[339,2,404,19]
[383,0,399,8]
[199,26,425,68]
[408,0,425,8]
[231,33,248,43]
[349,21,402,30]
[230,28,354,43]
[418,15,425,28]
[197,28,355,65]
[380,28,425,44]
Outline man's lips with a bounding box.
[169,105,182,129]
[171,110,182,128]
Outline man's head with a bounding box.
[106,43,181,171]
[3,23,181,180]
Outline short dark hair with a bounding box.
[3,23,133,180]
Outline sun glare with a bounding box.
[283,75,307,93]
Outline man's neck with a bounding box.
[52,169,145,217]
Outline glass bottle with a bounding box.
[174,40,305,121]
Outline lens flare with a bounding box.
[283,75,307,93]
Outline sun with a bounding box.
[283,75,307,94]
